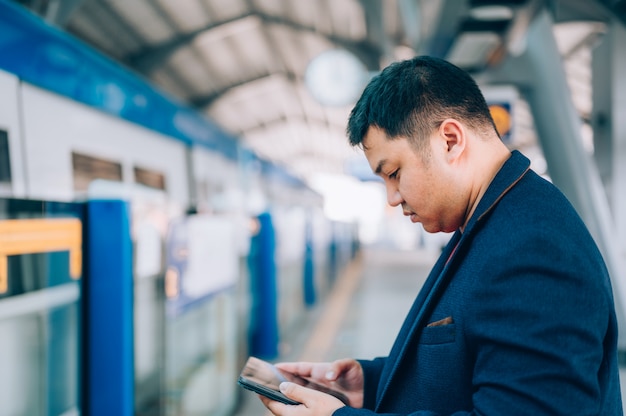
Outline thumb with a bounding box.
[279,382,308,404]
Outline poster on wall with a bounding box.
[165,214,238,317]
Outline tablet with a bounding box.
[237,356,349,405]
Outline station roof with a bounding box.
[12,0,625,184]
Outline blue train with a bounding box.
[0,2,357,415]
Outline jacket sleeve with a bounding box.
[356,357,386,410]
[336,358,441,415]
[463,227,614,415]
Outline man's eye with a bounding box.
[388,170,398,179]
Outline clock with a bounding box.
[304,49,370,107]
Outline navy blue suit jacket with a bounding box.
[336,151,622,415]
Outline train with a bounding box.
[0,2,358,415]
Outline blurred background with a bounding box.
[1,0,626,414]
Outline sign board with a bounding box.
[482,85,518,144]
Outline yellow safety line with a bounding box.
[0,218,82,293]
[263,255,364,416]
[298,255,364,362]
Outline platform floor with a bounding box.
[233,246,626,415]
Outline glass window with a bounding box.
[71,152,122,191]
[0,130,11,184]
[134,166,166,191]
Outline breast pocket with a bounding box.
[419,323,456,345]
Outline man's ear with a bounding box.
[439,119,466,162]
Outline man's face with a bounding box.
[363,125,464,233]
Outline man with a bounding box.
[260,56,623,415]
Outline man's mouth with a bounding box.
[403,211,418,222]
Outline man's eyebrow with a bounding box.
[374,159,386,175]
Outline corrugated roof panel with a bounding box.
[272,27,334,74]
[234,27,277,73]
[241,76,295,120]
[327,0,367,39]
[277,92,304,120]
[67,3,144,58]
[155,0,210,33]
[194,33,247,85]
[294,83,328,121]
[266,25,304,73]
[204,102,246,134]
[253,0,285,18]
[67,13,123,57]
[323,105,352,129]
[214,14,263,39]
[107,0,175,44]
[286,1,320,30]
[315,0,338,34]
[204,0,249,21]
[206,76,291,131]
[298,29,337,55]
[151,68,193,100]
[167,47,215,95]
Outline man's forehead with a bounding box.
[362,125,386,150]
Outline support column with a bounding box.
[592,20,626,269]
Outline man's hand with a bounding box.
[260,382,346,416]
[258,359,364,415]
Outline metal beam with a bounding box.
[186,75,299,121]
[398,0,422,53]
[123,11,382,74]
[419,0,469,57]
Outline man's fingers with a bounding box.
[325,358,355,381]
[275,362,315,377]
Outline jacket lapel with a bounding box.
[374,151,531,411]
[375,230,462,409]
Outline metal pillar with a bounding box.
[592,19,626,272]
[484,8,626,349]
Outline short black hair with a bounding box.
[346,56,498,151]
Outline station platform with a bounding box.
[234,246,626,416]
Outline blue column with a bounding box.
[303,217,316,307]
[86,200,133,416]
[328,223,338,286]
[248,212,279,359]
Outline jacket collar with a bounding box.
[463,150,530,236]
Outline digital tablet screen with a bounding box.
[237,356,349,405]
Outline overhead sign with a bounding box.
[483,85,518,144]
[0,218,82,293]
[489,102,512,142]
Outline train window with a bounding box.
[134,166,166,191]
[72,152,123,191]
[0,130,11,184]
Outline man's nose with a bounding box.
[387,187,402,207]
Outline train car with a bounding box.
[0,2,357,416]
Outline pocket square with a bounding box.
[426,316,454,327]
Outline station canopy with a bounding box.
[13,0,624,184]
